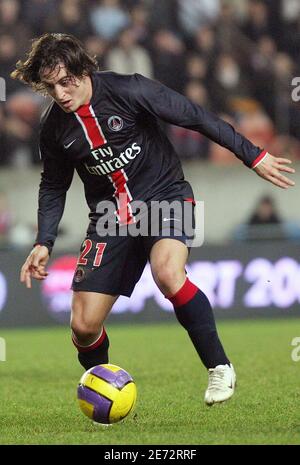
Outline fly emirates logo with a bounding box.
[84,142,142,176]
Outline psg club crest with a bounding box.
[74,267,85,283]
[108,115,123,132]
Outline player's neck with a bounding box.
[81,75,93,106]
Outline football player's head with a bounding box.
[11,33,98,112]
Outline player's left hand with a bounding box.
[253,152,296,189]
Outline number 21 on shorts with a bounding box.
[77,239,107,267]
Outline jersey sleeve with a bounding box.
[128,73,266,168]
[34,128,74,255]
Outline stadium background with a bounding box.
[0,0,299,325]
[0,0,300,447]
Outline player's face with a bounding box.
[40,64,92,113]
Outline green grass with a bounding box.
[0,319,300,445]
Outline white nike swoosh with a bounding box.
[163,218,181,222]
[63,139,77,149]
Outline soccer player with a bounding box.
[14,33,295,406]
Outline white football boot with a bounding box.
[204,363,236,406]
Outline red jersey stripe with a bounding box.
[75,104,106,149]
[75,104,134,225]
[109,169,135,224]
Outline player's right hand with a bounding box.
[20,245,50,289]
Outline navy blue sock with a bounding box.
[168,278,230,369]
[72,328,109,370]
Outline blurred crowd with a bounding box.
[1,0,300,167]
[232,193,300,241]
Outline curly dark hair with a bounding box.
[11,33,99,93]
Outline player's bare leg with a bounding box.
[150,238,187,296]
[150,238,236,406]
[71,291,118,370]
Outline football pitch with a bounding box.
[0,319,299,445]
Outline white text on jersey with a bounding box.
[84,142,142,176]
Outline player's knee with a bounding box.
[153,262,185,296]
[70,318,101,343]
[71,323,97,342]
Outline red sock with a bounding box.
[167,278,198,307]
[72,327,107,353]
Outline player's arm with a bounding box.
[20,133,74,288]
[129,74,295,189]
